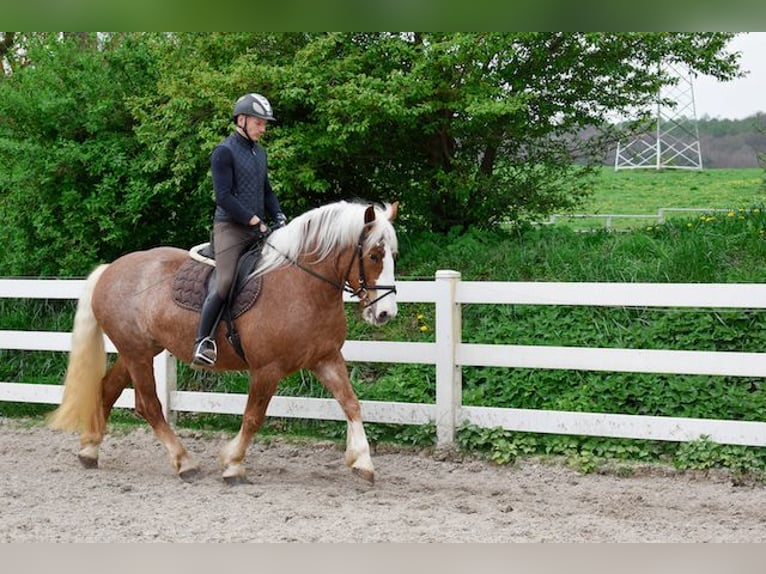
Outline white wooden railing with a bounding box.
[1,273,765,448]
[543,208,740,230]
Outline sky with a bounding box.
[693,32,766,120]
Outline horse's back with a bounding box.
[96,246,187,300]
[92,246,191,354]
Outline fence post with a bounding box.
[153,350,177,424]
[435,270,462,448]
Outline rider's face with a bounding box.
[240,116,267,141]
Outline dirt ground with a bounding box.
[1,418,765,543]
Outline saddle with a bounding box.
[172,239,265,359]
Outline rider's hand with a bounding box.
[249,215,269,234]
[274,212,288,229]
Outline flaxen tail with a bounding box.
[47,264,110,437]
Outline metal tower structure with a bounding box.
[615,62,703,170]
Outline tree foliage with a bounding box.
[0,32,742,275]
[0,33,165,274]
[265,32,740,232]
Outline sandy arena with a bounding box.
[1,419,764,542]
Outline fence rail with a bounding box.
[543,207,738,230]
[2,274,765,448]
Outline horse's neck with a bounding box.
[292,245,354,295]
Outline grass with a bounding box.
[552,167,766,230]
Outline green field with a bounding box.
[553,167,766,230]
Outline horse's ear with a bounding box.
[389,201,399,222]
[364,203,376,225]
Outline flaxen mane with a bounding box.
[252,200,398,279]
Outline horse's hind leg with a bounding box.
[312,353,375,483]
[125,356,200,481]
[77,357,132,468]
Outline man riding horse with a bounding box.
[192,93,288,367]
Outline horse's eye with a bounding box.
[369,254,380,263]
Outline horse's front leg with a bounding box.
[312,353,375,483]
[219,368,279,485]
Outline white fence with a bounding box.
[544,208,737,230]
[2,273,766,448]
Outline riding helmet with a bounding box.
[232,93,275,122]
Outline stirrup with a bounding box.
[192,337,217,367]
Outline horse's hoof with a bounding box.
[352,466,375,484]
[78,454,98,469]
[223,474,252,486]
[178,467,201,483]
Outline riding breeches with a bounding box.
[212,221,254,299]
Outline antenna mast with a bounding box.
[615,62,703,170]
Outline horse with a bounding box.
[47,200,399,484]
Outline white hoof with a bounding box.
[222,463,249,485]
[352,465,375,484]
[178,458,200,482]
[78,443,99,468]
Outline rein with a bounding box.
[263,230,397,308]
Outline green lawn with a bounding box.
[555,167,766,230]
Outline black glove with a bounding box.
[246,224,271,248]
[274,212,288,228]
[255,224,271,239]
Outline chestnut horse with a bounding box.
[47,200,399,484]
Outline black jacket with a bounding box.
[211,132,282,226]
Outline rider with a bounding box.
[192,92,288,367]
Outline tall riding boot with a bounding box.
[192,290,226,367]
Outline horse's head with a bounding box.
[349,202,399,326]
[252,199,399,326]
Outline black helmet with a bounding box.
[232,93,275,122]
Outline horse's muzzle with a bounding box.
[362,286,397,326]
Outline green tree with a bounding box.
[127,33,742,234]
[0,33,743,277]
[128,33,314,233]
[0,33,165,275]
[268,33,741,231]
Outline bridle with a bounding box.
[265,229,397,308]
[344,230,398,308]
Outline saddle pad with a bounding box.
[171,257,262,319]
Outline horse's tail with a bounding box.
[47,264,110,437]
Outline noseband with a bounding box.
[266,229,397,308]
